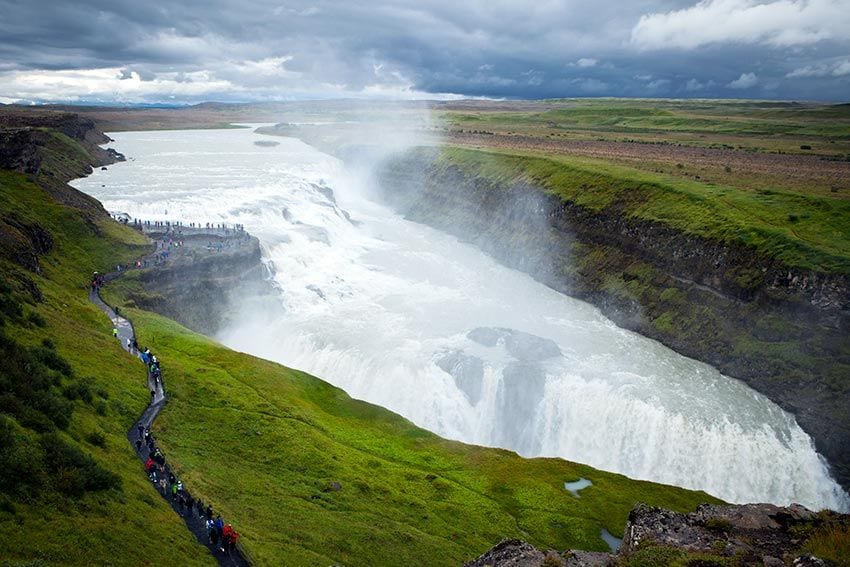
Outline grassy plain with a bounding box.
[440,99,850,199]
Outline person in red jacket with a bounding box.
[144,457,155,473]
[228,530,240,553]
[221,523,233,552]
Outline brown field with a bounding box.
[445,131,850,198]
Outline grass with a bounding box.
[804,521,850,565]
[436,146,850,275]
[439,98,850,198]
[98,288,722,566]
[442,99,850,151]
[0,167,215,565]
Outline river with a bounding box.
[72,126,849,511]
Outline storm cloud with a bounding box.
[0,0,847,103]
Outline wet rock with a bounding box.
[501,329,561,361]
[468,327,503,347]
[501,362,547,409]
[563,551,614,567]
[464,539,545,567]
[295,224,331,245]
[313,183,337,205]
[306,285,326,300]
[467,327,561,361]
[495,361,547,449]
[436,350,485,405]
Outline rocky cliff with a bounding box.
[0,110,132,296]
[376,148,850,493]
[0,108,125,215]
[123,232,276,337]
[465,502,848,566]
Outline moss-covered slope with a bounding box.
[0,166,215,565]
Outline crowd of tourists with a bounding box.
[91,234,245,561]
[137,421,242,555]
[128,217,246,234]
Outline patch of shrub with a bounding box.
[0,417,48,496]
[62,381,93,404]
[0,495,16,515]
[85,431,106,448]
[0,327,81,431]
[30,345,73,377]
[704,517,732,533]
[40,432,120,495]
[25,311,46,327]
[804,519,850,565]
[0,279,23,325]
[93,385,109,400]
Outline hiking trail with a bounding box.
[89,230,251,567]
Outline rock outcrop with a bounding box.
[0,108,125,215]
[127,232,276,336]
[0,109,133,298]
[622,503,824,563]
[466,502,847,566]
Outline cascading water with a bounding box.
[72,127,850,512]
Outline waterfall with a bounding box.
[72,127,850,512]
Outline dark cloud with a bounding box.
[0,0,847,103]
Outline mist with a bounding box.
[70,116,850,512]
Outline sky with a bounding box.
[0,0,848,104]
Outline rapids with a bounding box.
[72,127,849,511]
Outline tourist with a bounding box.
[207,518,218,547]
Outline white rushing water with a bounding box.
[72,127,849,511]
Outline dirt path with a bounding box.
[89,242,251,567]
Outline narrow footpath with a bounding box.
[89,237,250,567]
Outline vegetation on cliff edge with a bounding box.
[437,146,850,275]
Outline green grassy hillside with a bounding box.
[0,169,215,565]
[97,295,720,565]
